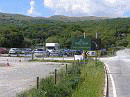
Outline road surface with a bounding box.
[0,57,65,97]
[100,48,130,97]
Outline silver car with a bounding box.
[8,48,21,56]
[33,49,50,57]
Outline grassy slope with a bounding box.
[127,34,130,48]
[72,60,104,97]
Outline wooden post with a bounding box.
[55,69,57,84]
[72,62,74,69]
[37,76,39,89]
[66,64,67,73]
[78,59,79,64]
[96,56,97,63]
[32,52,34,60]
[84,57,85,64]
[7,59,10,66]
[74,55,75,61]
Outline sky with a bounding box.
[0,0,130,17]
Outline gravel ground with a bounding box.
[0,57,67,97]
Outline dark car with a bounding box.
[49,50,62,57]
[21,48,32,54]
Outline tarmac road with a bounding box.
[100,48,130,97]
[0,57,65,97]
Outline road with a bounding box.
[100,48,130,97]
[0,57,66,97]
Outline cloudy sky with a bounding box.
[0,0,130,17]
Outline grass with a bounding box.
[17,60,105,97]
[29,59,75,63]
[127,34,130,48]
[72,60,104,97]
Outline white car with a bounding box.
[8,48,21,56]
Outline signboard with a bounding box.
[71,36,91,50]
[86,51,96,56]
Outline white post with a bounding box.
[84,32,85,39]
[96,32,98,39]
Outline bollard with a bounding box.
[37,76,39,89]
[7,59,10,66]
[19,60,21,62]
[55,69,57,84]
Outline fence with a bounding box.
[17,60,88,97]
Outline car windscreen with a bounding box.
[47,47,55,49]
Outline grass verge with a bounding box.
[29,59,74,63]
[17,60,104,97]
[72,60,104,97]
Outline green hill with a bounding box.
[0,12,130,49]
[48,15,112,22]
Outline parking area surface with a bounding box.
[0,57,66,97]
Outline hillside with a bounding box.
[0,12,112,24]
[48,15,112,22]
[0,12,130,49]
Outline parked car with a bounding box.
[8,48,21,56]
[49,50,62,57]
[21,48,32,54]
[0,48,6,54]
[33,48,50,57]
[63,49,82,57]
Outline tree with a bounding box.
[2,31,24,48]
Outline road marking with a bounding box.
[105,63,117,97]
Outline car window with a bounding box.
[37,49,43,51]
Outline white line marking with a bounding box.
[105,63,117,97]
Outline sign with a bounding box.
[71,36,91,50]
[86,51,96,56]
